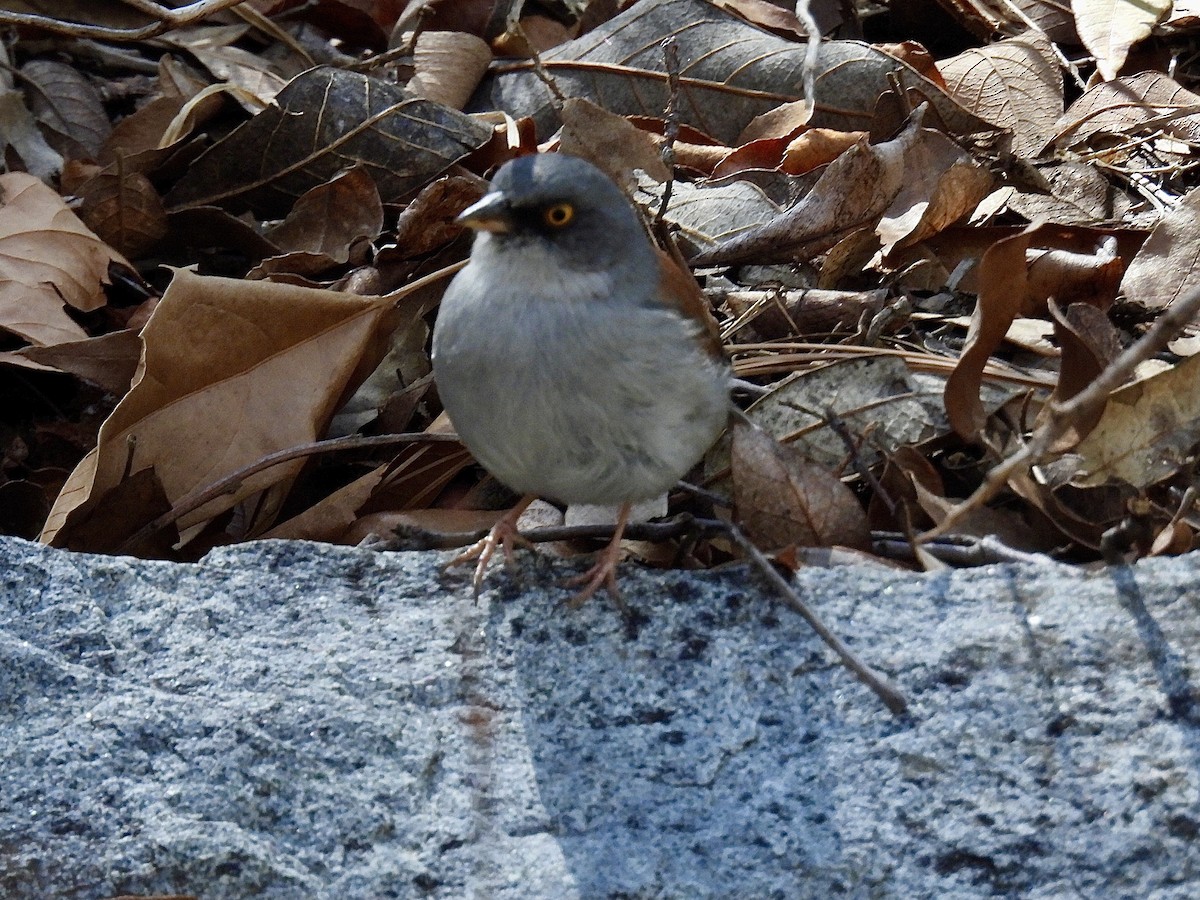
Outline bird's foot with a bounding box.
[446,496,535,596]
[562,502,632,611]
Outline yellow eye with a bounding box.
[543,202,574,228]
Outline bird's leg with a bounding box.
[446,494,536,596]
[564,501,632,608]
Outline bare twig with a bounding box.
[0,0,249,41]
[793,0,821,111]
[655,37,682,229]
[383,512,713,551]
[727,525,909,716]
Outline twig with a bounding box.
[383,512,714,551]
[920,279,1200,541]
[0,0,249,41]
[655,37,682,229]
[727,525,909,716]
[874,533,1059,567]
[520,23,566,107]
[793,0,821,112]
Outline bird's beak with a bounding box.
[457,191,514,233]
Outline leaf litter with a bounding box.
[7,0,1200,710]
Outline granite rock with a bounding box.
[1,536,1198,898]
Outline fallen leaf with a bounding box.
[1054,71,1200,150]
[253,167,384,278]
[408,31,493,110]
[167,66,495,217]
[18,330,143,395]
[20,59,111,159]
[41,269,402,549]
[938,31,1063,158]
[1041,300,1122,449]
[731,420,870,551]
[558,98,670,186]
[61,159,169,260]
[1074,0,1170,81]
[0,89,62,179]
[1121,186,1200,313]
[1071,353,1200,488]
[0,172,131,347]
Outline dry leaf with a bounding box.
[938,31,1063,158]
[0,89,62,180]
[408,31,493,111]
[1074,0,1171,81]
[18,330,142,395]
[41,270,402,549]
[19,59,111,160]
[693,105,977,265]
[1071,353,1200,488]
[167,66,495,217]
[61,159,169,260]
[731,421,870,551]
[254,167,384,279]
[558,98,670,185]
[1041,300,1122,449]
[1054,71,1200,150]
[0,172,130,348]
[1121,186,1200,313]
[944,224,1121,439]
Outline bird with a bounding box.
[431,153,731,604]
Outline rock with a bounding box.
[1,535,1197,898]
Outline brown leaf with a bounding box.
[1025,240,1123,309]
[1074,0,1170,81]
[100,95,191,173]
[18,330,142,395]
[558,98,670,185]
[938,31,1063,158]
[731,421,870,551]
[695,105,980,265]
[1071,353,1200,488]
[0,89,62,179]
[943,224,1039,439]
[41,270,402,549]
[61,159,169,260]
[478,0,992,144]
[1041,300,1122,450]
[389,174,488,260]
[876,141,993,256]
[0,172,131,347]
[868,445,944,531]
[408,31,493,111]
[166,66,494,217]
[19,59,111,159]
[943,224,1121,440]
[254,167,384,278]
[1121,186,1200,313]
[1054,71,1200,150]
[781,129,866,175]
[56,466,176,557]
[162,26,287,109]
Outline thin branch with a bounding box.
[727,525,909,716]
[655,36,682,229]
[0,0,250,41]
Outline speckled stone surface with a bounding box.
[1,536,1198,898]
